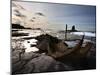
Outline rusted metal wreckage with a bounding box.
[36,34,93,59]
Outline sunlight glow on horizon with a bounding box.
[12,1,96,32]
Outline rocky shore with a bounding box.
[12,34,96,74]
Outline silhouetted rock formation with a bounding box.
[12,23,32,29]
[12,24,25,29]
[12,33,29,37]
[71,25,77,32]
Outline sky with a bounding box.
[12,1,96,32]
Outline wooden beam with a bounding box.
[65,24,67,40]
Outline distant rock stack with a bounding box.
[71,25,77,32]
[72,25,75,31]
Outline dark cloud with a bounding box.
[35,12,45,16]
[14,9,26,17]
[30,19,34,22]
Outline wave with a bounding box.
[70,32,96,37]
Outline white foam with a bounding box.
[71,32,96,37]
[65,41,78,48]
[23,39,39,53]
[25,47,39,53]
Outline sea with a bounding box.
[12,29,96,52]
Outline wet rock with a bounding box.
[21,55,57,73]
[12,53,73,74]
[21,52,41,61]
[12,50,22,64]
[12,61,26,74]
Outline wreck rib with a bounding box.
[50,35,84,58]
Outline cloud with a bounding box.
[35,12,45,16]
[12,2,49,29]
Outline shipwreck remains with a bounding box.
[65,24,67,40]
[35,34,93,59]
